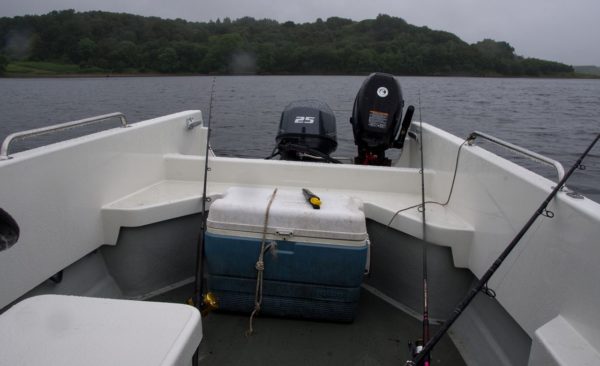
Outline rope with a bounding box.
[246,188,278,336]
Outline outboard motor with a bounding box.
[275,100,339,163]
[350,72,414,165]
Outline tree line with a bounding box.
[0,10,574,76]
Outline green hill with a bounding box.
[0,10,575,76]
[574,65,600,76]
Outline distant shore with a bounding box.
[3,72,599,80]
[2,60,599,80]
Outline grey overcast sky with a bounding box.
[1,0,599,66]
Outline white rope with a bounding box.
[246,188,278,336]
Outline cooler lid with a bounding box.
[207,186,367,241]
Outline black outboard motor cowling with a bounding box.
[276,100,338,162]
[350,72,406,165]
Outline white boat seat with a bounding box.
[529,315,600,365]
[0,295,202,366]
[101,154,474,267]
[102,180,473,267]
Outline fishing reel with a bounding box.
[406,339,430,366]
[187,292,219,317]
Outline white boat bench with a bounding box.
[102,154,474,268]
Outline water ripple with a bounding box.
[1,75,598,202]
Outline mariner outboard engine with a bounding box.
[350,72,414,165]
[274,100,339,163]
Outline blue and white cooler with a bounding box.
[205,186,369,322]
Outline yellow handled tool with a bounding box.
[302,188,321,209]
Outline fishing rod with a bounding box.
[408,132,600,366]
[409,93,431,365]
[192,77,216,366]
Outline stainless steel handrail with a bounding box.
[468,130,565,181]
[0,112,128,160]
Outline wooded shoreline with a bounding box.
[0,10,593,78]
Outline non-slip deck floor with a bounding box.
[152,284,465,365]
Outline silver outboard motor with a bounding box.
[350,72,414,166]
[274,100,339,163]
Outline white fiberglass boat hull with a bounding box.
[1,110,599,365]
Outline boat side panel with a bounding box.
[100,213,201,298]
[0,111,204,309]
[417,123,600,356]
[2,250,123,313]
[364,219,532,366]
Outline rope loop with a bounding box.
[246,188,278,336]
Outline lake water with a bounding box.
[1,75,599,202]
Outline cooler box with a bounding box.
[205,186,368,322]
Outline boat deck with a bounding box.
[152,284,465,365]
